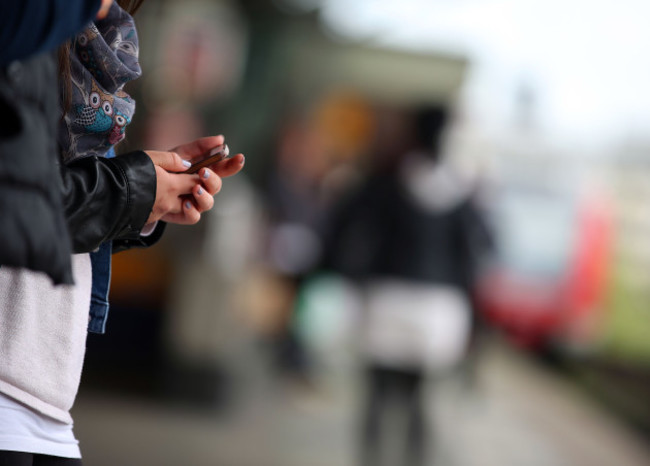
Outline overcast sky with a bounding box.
[312,0,650,147]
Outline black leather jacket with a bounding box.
[0,52,75,284]
[0,52,162,284]
[62,151,164,255]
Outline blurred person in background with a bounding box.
[0,1,245,464]
[324,105,492,466]
[263,116,331,384]
[262,95,373,387]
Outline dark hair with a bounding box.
[117,0,145,15]
[59,0,145,114]
[413,105,448,151]
[58,42,73,116]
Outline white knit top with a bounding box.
[0,254,92,424]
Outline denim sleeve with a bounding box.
[0,0,101,65]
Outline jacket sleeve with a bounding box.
[0,0,101,66]
[60,150,165,254]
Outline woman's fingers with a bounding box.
[191,183,215,213]
[147,167,199,224]
[210,153,245,178]
[196,168,222,196]
[144,144,237,226]
[173,173,204,195]
[146,150,193,173]
[161,177,217,224]
[161,200,201,225]
[172,135,226,160]
[154,139,244,178]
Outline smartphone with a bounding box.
[184,144,230,174]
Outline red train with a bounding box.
[477,179,612,351]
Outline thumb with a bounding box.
[146,150,192,173]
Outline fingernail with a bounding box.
[182,160,192,168]
[240,155,245,165]
[197,186,203,195]
[184,201,192,210]
[202,169,210,179]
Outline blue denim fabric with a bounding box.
[88,147,116,334]
[88,241,112,334]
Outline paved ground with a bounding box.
[72,342,650,466]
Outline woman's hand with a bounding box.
[144,136,245,226]
[170,135,246,179]
[144,150,217,225]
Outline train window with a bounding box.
[493,189,577,278]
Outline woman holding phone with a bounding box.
[0,1,244,464]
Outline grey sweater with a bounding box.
[0,254,92,424]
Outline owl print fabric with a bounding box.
[59,3,141,162]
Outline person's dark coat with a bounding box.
[324,162,491,294]
[0,52,77,284]
[0,0,163,284]
[0,51,162,285]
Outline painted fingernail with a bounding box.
[202,169,210,179]
[184,201,192,210]
[197,186,203,195]
[182,159,192,168]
